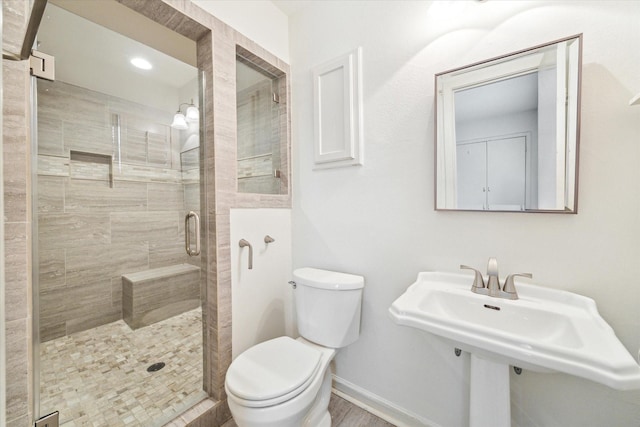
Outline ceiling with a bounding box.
[455,72,539,123]
[40,0,305,94]
[37,0,304,110]
[271,0,312,16]
[39,1,198,94]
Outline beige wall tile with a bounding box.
[111,210,180,245]
[38,154,69,177]
[5,318,30,423]
[3,159,28,223]
[3,2,32,424]
[65,244,115,288]
[149,239,190,269]
[110,242,150,277]
[40,280,110,323]
[2,0,28,55]
[36,111,64,156]
[38,213,111,250]
[6,414,30,427]
[65,308,121,336]
[4,222,28,322]
[37,175,65,213]
[149,182,185,211]
[39,322,66,343]
[110,211,151,243]
[65,180,148,212]
[63,121,112,156]
[39,249,66,292]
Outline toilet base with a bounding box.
[301,361,333,426]
[316,411,331,427]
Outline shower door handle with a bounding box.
[185,211,201,256]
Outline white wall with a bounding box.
[192,0,289,62]
[230,209,294,359]
[290,1,640,426]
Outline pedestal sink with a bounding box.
[389,272,640,426]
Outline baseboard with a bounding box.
[331,375,439,427]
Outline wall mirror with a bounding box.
[435,35,582,213]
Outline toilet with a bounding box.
[225,267,365,427]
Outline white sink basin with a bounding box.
[389,272,640,390]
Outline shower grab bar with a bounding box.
[239,239,253,270]
[184,211,201,256]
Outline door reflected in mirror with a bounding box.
[435,35,582,213]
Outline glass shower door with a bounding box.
[34,3,205,425]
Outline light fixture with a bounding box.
[130,57,152,70]
[170,112,188,130]
[170,99,199,129]
[185,104,199,121]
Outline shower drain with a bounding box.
[147,362,166,372]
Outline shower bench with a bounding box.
[122,263,200,330]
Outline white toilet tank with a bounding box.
[292,267,364,348]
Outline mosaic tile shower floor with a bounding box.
[39,308,206,427]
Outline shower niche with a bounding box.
[236,47,289,195]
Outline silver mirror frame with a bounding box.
[434,34,582,213]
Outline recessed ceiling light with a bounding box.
[130,57,152,70]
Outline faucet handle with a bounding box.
[502,273,532,300]
[460,265,486,293]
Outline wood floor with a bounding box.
[222,393,396,426]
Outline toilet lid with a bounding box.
[226,336,322,403]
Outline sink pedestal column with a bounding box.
[469,354,510,427]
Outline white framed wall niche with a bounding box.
[312,47,363,169]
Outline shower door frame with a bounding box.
[30,3,214,423]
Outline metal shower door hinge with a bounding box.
[35,411,59,427]
[272,92,280,103]
[30,50,55,81]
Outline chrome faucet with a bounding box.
[460,258,532,300]
[486,257,500,297]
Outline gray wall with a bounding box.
[37,79,200,342]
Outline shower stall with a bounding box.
[34,3,206,425]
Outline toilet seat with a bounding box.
[226,336,322,408]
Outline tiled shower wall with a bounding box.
[36,79,200,342]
